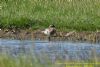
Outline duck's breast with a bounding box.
[43,29,50,35]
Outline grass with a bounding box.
[0,54,100,67]
[0,40,100,67]
[0,46,99,67]
[0,53,54,67]
[0,0,100,31]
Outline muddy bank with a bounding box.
[0,29,100,43]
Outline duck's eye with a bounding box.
[49,25,55,27]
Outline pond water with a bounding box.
[0,38,100,63]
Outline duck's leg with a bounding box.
[48,36,51,41]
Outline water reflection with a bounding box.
[0,38,100,63]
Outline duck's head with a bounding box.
[49,24,55,28]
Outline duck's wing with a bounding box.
[42,29,50,35]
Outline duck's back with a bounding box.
[49,28,56,35]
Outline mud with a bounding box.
[0,29,100,43]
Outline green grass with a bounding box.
[0,0,100,31]
[0,45,99,67]
[0,54,100,67]
[0,54,54,67]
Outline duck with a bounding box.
[41,25,56,41]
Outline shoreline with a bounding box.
[0,29,100,43]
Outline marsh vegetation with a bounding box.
[0,39,100,67]
[0,0,100,31]
[0,0,100,67]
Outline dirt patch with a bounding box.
[0,29,100,43]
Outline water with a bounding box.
[0,38,100,63]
